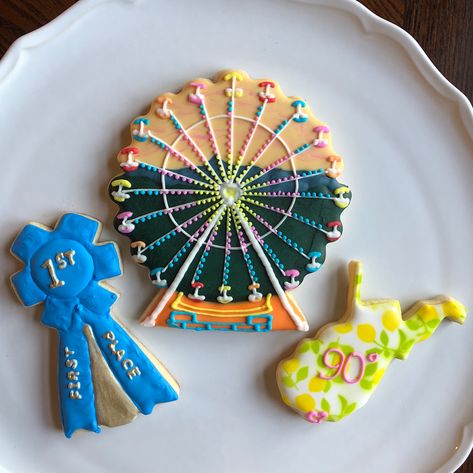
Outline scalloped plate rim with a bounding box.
[294,0,473,144]
[0,0,139,86]
[0,0,472,472]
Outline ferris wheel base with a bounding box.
[140,290,308,332]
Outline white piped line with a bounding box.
[142,205,225,326]
[234,207,308,332]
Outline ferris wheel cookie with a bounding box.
[109,70,351,332]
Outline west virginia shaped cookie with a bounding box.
[10,213,179,438]
[276,261,466,423]
[109,70,351,333]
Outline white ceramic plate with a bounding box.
[1,0,472,472]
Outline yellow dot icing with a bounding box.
[382,310,402,332]
[357,324,376,343]
[295,393,316,412]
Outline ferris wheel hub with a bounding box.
[219,181,242,207]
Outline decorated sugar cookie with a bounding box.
[277,261,466,423]
[10,213,179,438]
[109,70,351,332]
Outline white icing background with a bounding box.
[0,0,472,472]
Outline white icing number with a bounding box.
[102,331,141,380]
[41,250,76,288]
[64,346,81,400]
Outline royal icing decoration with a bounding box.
[109,70,351,332]
[10,213,179,438]
[277,261,466,423]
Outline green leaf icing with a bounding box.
[296,366,309,382]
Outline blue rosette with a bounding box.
[10,213,179,438]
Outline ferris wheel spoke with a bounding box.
[127,119,216,187]
[226,76,236,177]
[215,209,234,303]
[239,202,310,260]
[231,99,268,181]
[235,97,316,184]
[241,141,313,187]
[132,161,215,189]
[169,111,222,183]
[187,83,229,182]
[230,208,261,301]
[129,160,216,190]
[245,190,332,199]
[241,196,342,241]
[234,206,308,331]
[127,195,219,226]
[236,116,294,183]
[223,72,243,178]
[188,209,226,301]
[141,202,222,253]
[142,205,226,326]
[236,206,289,276]
[110,179,216,203]
[243,169,326,191]
[148,131,219,186]
[160,206,224,276]
[113,187,217,202]
[244,188,350,209]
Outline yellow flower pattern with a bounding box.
[276,261,466,424]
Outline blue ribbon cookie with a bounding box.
[10,213,179,438]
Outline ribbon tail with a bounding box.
[79,307,178,415]
[57,328,99,438]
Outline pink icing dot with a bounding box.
[367,353,379,363]
[305,410,328,424]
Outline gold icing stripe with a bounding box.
[83,325,138,428]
